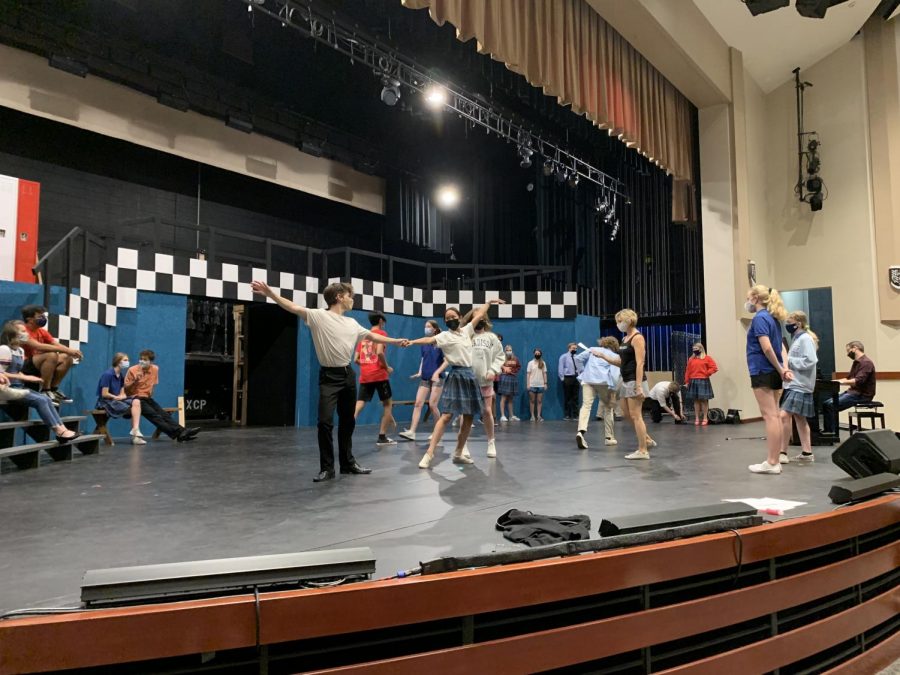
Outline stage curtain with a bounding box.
[402,0,696,218]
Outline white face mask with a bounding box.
[119,360,130,369]
[139,359,150,368]
[17,332,28,342]
[424,326,435,336]
[744,300,757,313]
[616,321,629,333]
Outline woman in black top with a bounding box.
[595,309,656,459]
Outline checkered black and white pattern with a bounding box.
[329,277,577,319]
[51,248,574,349]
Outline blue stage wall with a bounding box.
[0,281,185,438]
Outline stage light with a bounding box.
[436,185,460,209]
[806,176,822,193]
[380,78,401,106]
[226,115,253,134]
[555,166,567,183]
[424,85,447,109]
[568,173,580,188]
[518,145,533,168]
[807,138,820,153]
[542,160,553,176]
[809,192,823,211]
[48,54,88,78]
[807,156,820,174]
[742,0,789,15]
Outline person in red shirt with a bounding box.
[684,342,718,426]
[19,304,83,404]
[354,312,396,446]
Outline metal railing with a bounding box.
[32,226,108,310]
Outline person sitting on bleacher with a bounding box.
[124,349,199,443]
[96,352,146,446]
[0,320,80,441]
[19,304,83,404]
[823,341,877,433]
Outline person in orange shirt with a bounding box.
[684,342,718,426]
[19,305,83,404]
[353,312,397,446]
[125,349,199,443]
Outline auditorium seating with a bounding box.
[0,404,102,472]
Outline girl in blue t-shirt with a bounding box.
[399,320,447,441]
[745,285,791,475]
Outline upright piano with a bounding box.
[791,379,841,446]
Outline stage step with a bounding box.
[0,416,85,448]
[0,434,102,472]
[0,441,58,471]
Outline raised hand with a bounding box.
[251,280,272,297]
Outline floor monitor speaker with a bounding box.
[599,502,758,537]
[828,473,900,504]
[831,429,900,478]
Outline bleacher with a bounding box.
[0,403,102,472]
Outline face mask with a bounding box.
[119,360,130,369]
[445,318,460,330]
[744,301,757,314]
[786,323,798,334]
[139,359,150,368]
[569,348,577,354]
[505,350,513,356]
[847,351,856,360]
[616,321,629,333]
[535,353,542,359]
[424,327,435,336]
[35,315,48,328]
[692,349,701,355]
[17,332,28,342]
[475,321,486,331]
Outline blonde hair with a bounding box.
[749,284,787,322]
[599,336,620,351]
[112,352,129,367]
[615,308,638,328]
[692,342,705,356]
[788,310,819,348]
[462,309,492,331]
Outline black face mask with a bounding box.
[692,349,701,355]
[446,318,460,330]
[534,353,542,359]
[569,348,577,354]
[475,321,486,331]
[847,351,856,360]
[786,323,798,334]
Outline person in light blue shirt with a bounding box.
[574,336,621,450]
[779,311,819,464]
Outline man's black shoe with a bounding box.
[340,463,372,475]
[313,470,336,482]
[176,427,201,442]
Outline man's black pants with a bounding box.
[650,395,682,423]
[138,397,183,438]
[318,366,358,473]
[563,375,580,418]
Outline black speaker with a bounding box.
[828,473,900,505]
[831,429,900,479]
[599,502,758,537]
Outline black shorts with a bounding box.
[358,380,392,402]
[751,371,783,390]
[22,359,40,376]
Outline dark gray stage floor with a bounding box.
[0,419,854,614]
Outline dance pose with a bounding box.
[404,298,505,469]
[779,311,818,464]
[593,310,656,459]
[684,342,717,425]
[468,313,505,458]
[575,336,620,449]
[252,280,405,482]
[744,285,790,475]
[353,312,397,446]
[399,320,446,441]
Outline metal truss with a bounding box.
[240,0,629,200]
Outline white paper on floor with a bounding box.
[723,498,807,511]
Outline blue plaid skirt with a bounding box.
[497,373,519,397]
[686,378,714,401]
[439,366,483,416]
[781,389,815,418]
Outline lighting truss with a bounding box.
[240,0,629,201]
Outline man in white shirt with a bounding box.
[648,381,684,423]
[252,280,407,482]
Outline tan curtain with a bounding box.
[402,0,695,218]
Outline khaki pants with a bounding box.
[579,383,616,440]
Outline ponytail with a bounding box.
[750,284,787,321]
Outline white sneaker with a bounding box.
[131,435,147,445]
[646,439,658,448]
[399,430,416,441]
[452,417,460,427]
[792,452,815,463]
[461,444,471,460]
[427,433,433,441]
[576,432,588,450]
[748,460,782,474]
[452,454,474,465]
[499,416,508,423]
[130,429,144,438]
[486,439,497,458]
[510,416,521,422]
[779,452,790,464]
[537,417,544,422]
[605,438,618,446]
[625,450,650,460]
[418,453,432,469]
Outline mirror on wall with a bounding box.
[780,287,835,379]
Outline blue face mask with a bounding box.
[119,360,130,369]
[786,323,799,334]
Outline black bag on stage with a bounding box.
[707,408,727,424]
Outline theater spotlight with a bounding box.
[809,192,823,211]
[555,166,567,183]
[568,173,580,188]
[424,84,448,109]
[436,185,460,209]
[542,160,554,177]
[807,155,820,174]
[806,176,822,193]
[380,77,401,106]
[518,145,533,168]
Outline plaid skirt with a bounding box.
[686,378,714,401]
[497,373,519,397]
[439,366,484,416]
[780,389,815,418]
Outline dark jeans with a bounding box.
[318,366,357,473]
[650,395,682,423]
[138,397,183,439]
[823,392,871,432]
[563,375,580,418]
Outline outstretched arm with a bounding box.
[367,331,407,347]
[406,336,437,347]
[461,298,506,328]
[251,280,308,320]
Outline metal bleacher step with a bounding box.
[0,441,59,471]
[0,433,103,472]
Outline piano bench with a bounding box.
[849,401,885,433]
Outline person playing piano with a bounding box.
[823,341,876,433]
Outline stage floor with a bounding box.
[0,419,855,614]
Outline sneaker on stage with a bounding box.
[398,430,416,441]
[605,438,618,446]
[461,444,471,460]
[53,389,74,403]
[779,452,790,464]
[748,460,782,474]
[130,429,147,446]
[499,416,508,422]
[418,453,433,469]
[792,452,815,463]
[646,438,658,448]
[376,436,397,446]
[452,454,474,465]
[576,432,588,450]
[486,439,497,458]
[625,450,650,460]
[510,416,521,422]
